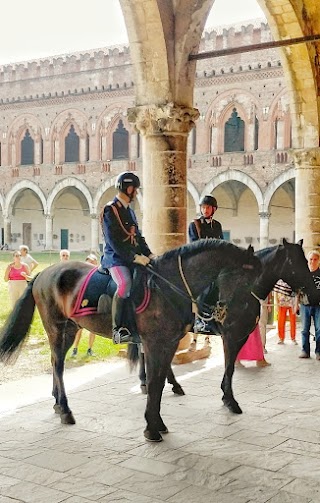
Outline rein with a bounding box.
[177,255,199,315]
[146,257,218,320]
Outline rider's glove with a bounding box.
[133,254,150,266]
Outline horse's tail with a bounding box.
[0,279,36,363]
[127,343,140,371]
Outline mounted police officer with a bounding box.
[188,194,224,335]
[188,195,223,242]
[100,172,155,344]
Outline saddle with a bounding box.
[70,266,150,318]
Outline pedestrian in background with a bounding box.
[4,251,30,307]
[19,245,39,273]
[60,249,70,261]
[275,279,297,345]
[298,250,320,359]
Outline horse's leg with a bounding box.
[138,346,147,394]
[221,332,249,414]
[50,319,78,424]
[144,342,177,442]
[166,364,185,396]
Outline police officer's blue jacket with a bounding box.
[101,197,152,269]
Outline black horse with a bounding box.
[136,239,319,419]
[214,239,319,413]
[0,239,261,441]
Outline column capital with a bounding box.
[259,211,270,219]
[293,147,320,167]
[127,103,199,136]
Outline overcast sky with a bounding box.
[0,0,266,65]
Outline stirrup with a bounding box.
[113,327,131,344]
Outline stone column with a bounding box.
[128,104,199,254]
[247,122,255,152]
[54,139,60,164]
[294,148,320,251]
[90,214,100,252]
[3,216,11,247]
[80,135,87,163]
[45,215,53,250]
[34,139,41,165]
[11,136,16,167]
[259,212,270,250]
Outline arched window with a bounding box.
[112,119,129,159]
[21,129,35,165]
[254,115,259,151]
[224,108,245,152]
[65,124,79,162]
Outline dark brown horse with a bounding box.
[0,239,261,441]
[137,239,319,419]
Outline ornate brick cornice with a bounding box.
[196,68,283,87]
[127,104,199,135]
[0,89,134,111]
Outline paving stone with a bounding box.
[0,328,320,502]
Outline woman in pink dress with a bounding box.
[4,250,30,308]
[236,325,271,367]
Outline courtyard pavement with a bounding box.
[0,326,320,503]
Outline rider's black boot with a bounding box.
[112,294,140,344]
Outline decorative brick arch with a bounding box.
[50,109,89,164]
[267,89,291,150]
[217,102,248,154]
[202,169,263,211]
[96,102,132,160]
[264,168,295,211]
[7,114,44,166]
[47,177,93,215]
[106,113,132,160]
[5,180,47,217]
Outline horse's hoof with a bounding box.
[144,429,163,442]
[172,385,185,396]
[222,398,242,414]
[60,412,76,424]
[158,426,169,434]
[53,404,61,414]
[140,384,147,395]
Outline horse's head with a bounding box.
[242,245,262,275]
[279,238,320,304]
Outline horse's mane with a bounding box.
[255,245,281,262]
[155,239,249,264]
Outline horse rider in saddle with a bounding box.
[100,171,155,345]
[188,194,224,335]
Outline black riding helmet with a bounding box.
[115,172,140,195]
[199,195,218,209]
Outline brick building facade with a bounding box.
[0,19,294,252]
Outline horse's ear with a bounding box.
[247,244,254,254]
[282,237,288,246]
[297,239,303,247]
